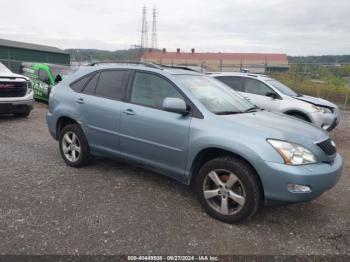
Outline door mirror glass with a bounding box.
[162,97,189,115]
[265,91,279,99]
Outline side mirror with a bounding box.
[265,91,279,99]
[162,97,189,115]
[55,74,63,84]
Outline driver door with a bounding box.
[119,71,192,177]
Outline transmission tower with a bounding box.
[151,7,158,49]
[140,6,148,49]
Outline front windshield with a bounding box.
[175,75,254,114]
[266,79,298,96]
[0,62,11,73]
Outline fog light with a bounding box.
[287,184,311,193]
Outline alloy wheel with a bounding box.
[202,169,246,215]
[61,131,81,162]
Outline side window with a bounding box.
[243,78,273,96]
[130,72,183,109]
[95,70,128,100]
[216,76,243,91]
[70,74,92,92]
[38,69,49,83]
[82,73,99,95]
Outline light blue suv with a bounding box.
[47,63,342,223]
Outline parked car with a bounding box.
[47,64,342,223]
[0,62,34,117]
[21,62,78,101]
[211,72,340,131]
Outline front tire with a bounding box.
[289,113,309,122]
[59,124,91,167]
[195,156,261,223]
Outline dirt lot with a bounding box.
[0,103,349,255]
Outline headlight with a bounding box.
[26,81,33,94]
[267,139,317,165]
[312,105,332,114]
[27,81,32,89]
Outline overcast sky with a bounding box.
[0,0,349,55]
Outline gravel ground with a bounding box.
[0,103,349,255]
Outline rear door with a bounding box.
[119,71,192,176]
[76,70,130,154]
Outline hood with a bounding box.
[293,94,336,108]
[220,110,328,143]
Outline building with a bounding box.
[0,38,70,73]
[142,49,289,73]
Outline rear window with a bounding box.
[83,73,99,95]
[215,76,243,91]
[70,74,92,92]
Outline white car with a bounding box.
[0,62,34,117]
[212,72,340,131]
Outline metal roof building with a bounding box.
[0,38,70,73]
[142,49,289,73]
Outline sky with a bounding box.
[0,0,349,55]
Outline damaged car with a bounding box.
[212,72,340,131]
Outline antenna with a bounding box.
[151,7,158,49]
[140,6,148,49]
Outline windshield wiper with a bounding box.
[243,107,259,113]
[215,111,241,115]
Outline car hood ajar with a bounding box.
[221,110,329,143]
[293,95,336,109]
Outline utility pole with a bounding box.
[151,7,158,49]
[140,6,148,50]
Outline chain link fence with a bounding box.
[268,63,350,108]
[1,57,349,108]
[203,62,350,108]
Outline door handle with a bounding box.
[75,98,85,104]
[123,108,135,115]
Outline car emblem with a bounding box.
[0,83,14,88]
[331,140,336,148]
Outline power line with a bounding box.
[151,7,158,49]
[140,6,148,49]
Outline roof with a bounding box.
[0,38,69,55]
[62,63,203,85]
[209,72,272,80]
[142,51,288,63]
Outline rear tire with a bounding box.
[59,124,91,167]
[195,156,261,223]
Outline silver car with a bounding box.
[212,72,340,131]
[0,62,34,117]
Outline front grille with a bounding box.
[317,138,336,156]
[0,81,27,97]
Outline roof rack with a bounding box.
[88,60,162,69]
[155,64,203,73]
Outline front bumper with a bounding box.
[0,99,34,114]
[259,154,343,202]
[310,109,340,131]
